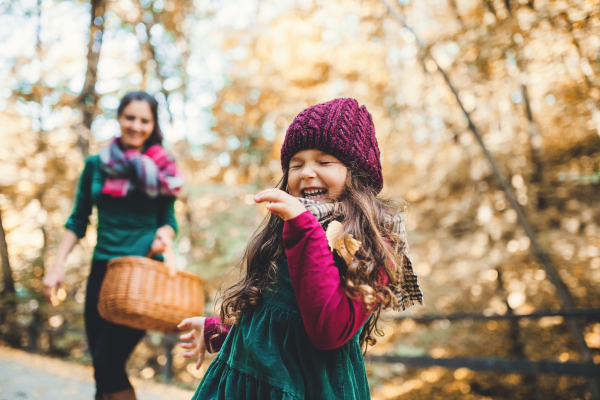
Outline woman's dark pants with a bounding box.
[85,260,146,395]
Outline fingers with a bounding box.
[196,333,207,369]
[178,318,193,330]
[43,286,52,301]
[155,233,171,247]
[150,238,166,254]
[200,335,207,352]
[177,316,208,369]
[265,203,290,219]
[254,189,292,204]
[254,188,282,198]
[146,248,157,258]
[254,189,308,221]
[196,352,205,370]
[42,280,51,299]
[156,226,175,242]
[43,279,59,302]
[182,349,198,358]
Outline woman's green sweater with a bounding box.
[65,155,178,261]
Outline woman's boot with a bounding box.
[102,388,136,400]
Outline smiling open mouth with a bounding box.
[301,188,327,200]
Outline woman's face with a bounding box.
[287,149,348,202]
[117,100,154,151]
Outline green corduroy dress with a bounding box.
[192,256,370,400]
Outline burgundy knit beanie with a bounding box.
[280,98,383,193]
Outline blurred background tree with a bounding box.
[1,0,599,398]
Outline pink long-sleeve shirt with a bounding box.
[203,210,387,352]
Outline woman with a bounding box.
[43,92,183,400]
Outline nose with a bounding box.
[132,119,142,132]
[300,164,317,180]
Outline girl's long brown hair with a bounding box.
[219,168,405,351]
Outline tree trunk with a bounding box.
[0,208,15,297]
[77,0,107,156]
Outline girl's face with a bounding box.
[287,149,348,202]
[117,100,154,151]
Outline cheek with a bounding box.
[120,120,132,131]
[143,123,154,137]
[324,168,347,196]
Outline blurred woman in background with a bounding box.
[43,91,183,400]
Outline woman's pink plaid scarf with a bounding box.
[99,138,184,198]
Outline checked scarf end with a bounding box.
[393,298,424,312]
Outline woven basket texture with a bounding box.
[98,256,204,333]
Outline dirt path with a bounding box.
[0,346,194,400]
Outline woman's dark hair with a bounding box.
[117,91,163,148]
[219,168,406,352]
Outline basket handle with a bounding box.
[147,239,177,277]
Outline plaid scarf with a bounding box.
[99,138,184,198]
[298,198,423,312]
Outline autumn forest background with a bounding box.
[1,0,600,399]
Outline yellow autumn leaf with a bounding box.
[326,221,361,265]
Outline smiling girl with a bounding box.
[43,92,183,400]
[179,98,423,400]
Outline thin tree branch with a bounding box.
[482,0,497,16]
[518,69,548,186]
[77,0,107,156]
[448,0,463,25]
[134,0,173,123]
[556,12,596,91]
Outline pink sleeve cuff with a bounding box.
[203,316,231,353]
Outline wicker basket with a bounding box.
[98,245,203,333]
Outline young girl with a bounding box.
[178,98,423,399]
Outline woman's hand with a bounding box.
[43,267,64,302]
[178,317,207,369]
[148,226,174,257]
[43,230,78,303]
[254,189,307,221]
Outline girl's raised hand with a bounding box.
[178,317,207,370]
[254,189,307,221]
